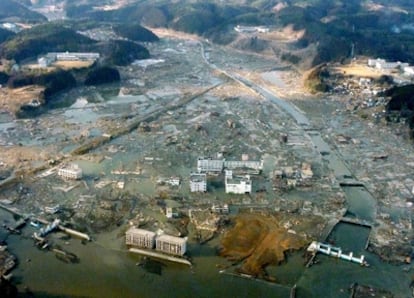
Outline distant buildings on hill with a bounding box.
[38,52,100,68]
[234,25,270,33]
[368,58,414,76]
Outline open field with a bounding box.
[53,60,95,69]
[332,63,383,78]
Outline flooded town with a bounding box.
[1,7,414,298]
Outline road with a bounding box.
[198,41,355,180]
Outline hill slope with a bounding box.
[0,23,96,62]
[0,0,46,22]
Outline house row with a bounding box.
[125,227,187,256]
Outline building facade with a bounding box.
[197,157,224,173]
[56,52,100,61]
[224,160,263,172]
[155,234,187,256]
[225,170,252,194]
[368,58,409,70]
[57,164,83,180]
[125,227,156,249]
[190,173,207,192]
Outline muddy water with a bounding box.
[2,81,413,297]
[259,92,412,296]
[5,219,290,297]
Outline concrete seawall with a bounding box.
[128,248,191,266]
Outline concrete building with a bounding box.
[56,52,100,61]
[225,170,252,194]
[57,164,83,180]
[38,52,100,67]
[38,57,53,68]
[125,227,156,249]
[156,234,187,256]
[224,160,263,172]
[190,173,207,192]
[368,58,409,70]
[234,25,269,33]
[197,157,224,173]
[404,66,414,76]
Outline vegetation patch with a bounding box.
[84,66,120,86]
[0,24,96,62]
[113,23,159,42]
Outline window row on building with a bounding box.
[125,227,187,256]
[57,164,83,180]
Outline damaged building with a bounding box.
[225,170,252,194]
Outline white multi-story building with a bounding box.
[404,66,414,76]
[225,170,252,194]
[234,25,269,33]
[156,234,187,256]
[197,157,224,173]
[57,164,83,180]
[56,52,100,61]
[125,227,156,249]
[190,173,207,192]
[224,160,263,172]
[38,52,100,67]
[368,58,409,70]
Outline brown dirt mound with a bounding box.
[220,212,307,277]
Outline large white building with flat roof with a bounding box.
[125,227,156,249]
[58,164,82,180]
[190,173,207,192]
[156,234,187,256]
[197,157,224,173]
[225,170,252,194]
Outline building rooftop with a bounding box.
[126,227,156,237]
[190,173,206,182]
[157,234,187,244]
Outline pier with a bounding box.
[32,218,91,241]
[58,226,90,241]
[307,241,368,266]
[129,248,192,266]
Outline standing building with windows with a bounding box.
[225,170,252,194]
[58,164,83,180]
[197,157,224,173]
[190,172,207,192]
[155,234,187,256]
[125,227,156,249]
